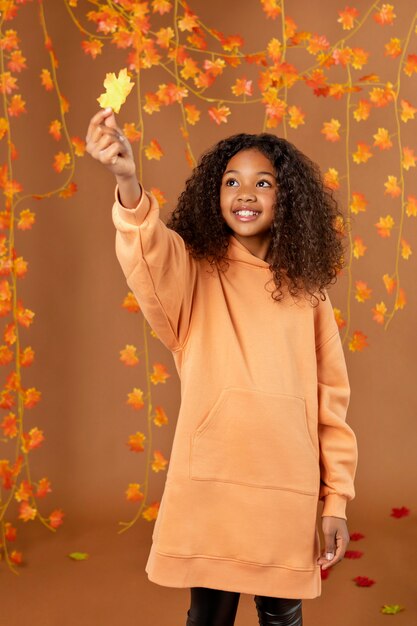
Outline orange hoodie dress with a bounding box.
[112,185,358,600]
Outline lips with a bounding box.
[232,205,261,221]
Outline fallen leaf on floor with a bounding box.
[68,552,89,561]
[381,604,404,614]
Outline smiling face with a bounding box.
[220,148,278,261]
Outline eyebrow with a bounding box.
[223,169,276,177]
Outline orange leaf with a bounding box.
[400,99,417,123]
[0,116,8,139]
[260,0,281,19]
[81,39,103,59]
[208,105,231,125]
[23,387,41,408]
[351,47,369,70]
[152,0,172,14]
[128,431,146,452]
[0,71,18,94]
[49,120,62,141]
[53,151,71,173]
[18,501,37,522]
[369,84,395,107]
[49,509,64,528]
[405,195,417,217]
[178,11,198,32]
[352,142,372,164]
[306,34,330,55]
[5,522,17,541]
[373,4,396,25]
[231,77,253,97]
[35,477,52,498]
[151,450,168,473]
[142,501,160,521]
[20,346,35,367]
[143,92,161,115]
[153,406,168,427]
[401,239,412,260]
[350,192,368,214]
[17,302,35,327]
[123,122,141,142]
[382,274,396,294]
[321,118,341,142]
[119,344,139,366]
[353,237,367,259]
[155,26,174,48]
[14,256,28,278]
[122,291,140,312]
[402,147,416,171]
[375,215,395,237]
[372,302,387,324]
[144,139,163,160]
[348,331,368,352]
[338,6,359,30]
[353,99,371,122]
[1,412,17,437]
[15,479,33,502]
[126,483,144,502]
[0,29,19,51]
[288,105,305,129]
[59,182,77,199]
[8,94,26,117]
[0,344,13,365]
[373,128,392,150]
[150,187,166,206]
[333,308,346,330]
[384,175,401,197]
[71,137,86,157]
[150,363,170,385]
[4,322,16,345]
[184,103,200,126]
[404,54,417,77]
[384,38,402,58]
[394,288,406,310]
[127,388,144,410]
[355,280,372,303]
[40,68,53,91]
[323,168,340,190]
[180,57,199,80]
[17,209,35,230]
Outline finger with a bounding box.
[86,107,113,143]
[103,110,123,134]
[98,139,129,165]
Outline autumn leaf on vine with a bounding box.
[375,215,394,237]
[353,142,372,164]
[178,10,199,32]
[23,388,41,409]
[40,68,53,91]
[68,552,89,560]
[333,308,346,330]
[4,522,17,541]
[82,39,103,59]
[127,388,144,410]
[71,137,86,157]
[142,501,160,521]
[21,427,44,453]
[404,54,417,77]
[288,106,305,129]
[97,68,134,114]
[348,331,368,352]
[0,71,18,94]
[373,128,392,150]
[350,193,368,214]
[120,344,139,366]
[208,106,231,125]
[125,483,144,502]
[401,239,412,259]
[372,302,387,324]
[394,289,406,310]
[384,37,402,58]
[151,450,168,473]
[402,147,416,171]
[144,139,163,160]
[18,501,37,522]
[49,120,62,141]
[306,34,329,56]
[150,363,170,385]
[321,119,341,142]
[260,0,281,19]
[128,432,146,452]
[353,237,367,259]
[122,291,140,313]
[0,28,19,50]
[400,99,417,122]
[373,4,396,25]
[49,509,64,528]
[123,123,141,142]
[8,94,26,117]
[231,77,253,97]
[370,84,395,107]
[384,175,401,197]
[153,406,168,427]
[152,0,172,15]
[323,168,340,190]
[267,37,282,62]
[53,151,71,173]
[1,412,17,437]
[338,6,359,30]
[36,477,52,498]
[383,274,396,293]
[59,182,77,199]
[381,605,404,615]
[14,479,33,502]
[405,195,417,216]
[4,322,16,345]
[355,281,372,303]
[353,99,371,122]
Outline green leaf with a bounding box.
[380,604,404,615]
[68,552,89,561]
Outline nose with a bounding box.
[237,186,256,202]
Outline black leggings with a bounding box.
[186,587,303,626]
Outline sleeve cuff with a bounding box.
[114,183,152,227]
[321,494,348,519]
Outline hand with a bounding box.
[317,516,350,571]
[85,108,136,180]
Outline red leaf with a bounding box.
[350,532,365,541]
[353,576,375,587]
[390,506,410,518]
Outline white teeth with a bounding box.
[235,210,258,216]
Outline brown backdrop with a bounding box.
[1,1,416,625]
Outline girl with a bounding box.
[86,108,358,626]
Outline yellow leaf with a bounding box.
[97,68,134,114]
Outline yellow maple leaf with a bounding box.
[405,195,417,217]
[384,175,401,198]
[321,119,341,142]
[142,501,160,521]
[352,142,373,164]
[372,302,387,324]
[355,280,372,303]
[97,68,134,114]
[353,236,367,259]
[400,99,417,123]
[375,214,395,237]
[323,168,340,190]
[350,192,368,214]
[373,128,392,150]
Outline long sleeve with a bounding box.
[112,184,197,352]
[315,291,358,519]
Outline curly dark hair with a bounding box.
[167,133,347,306]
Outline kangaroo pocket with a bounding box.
[190,387,319,495]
